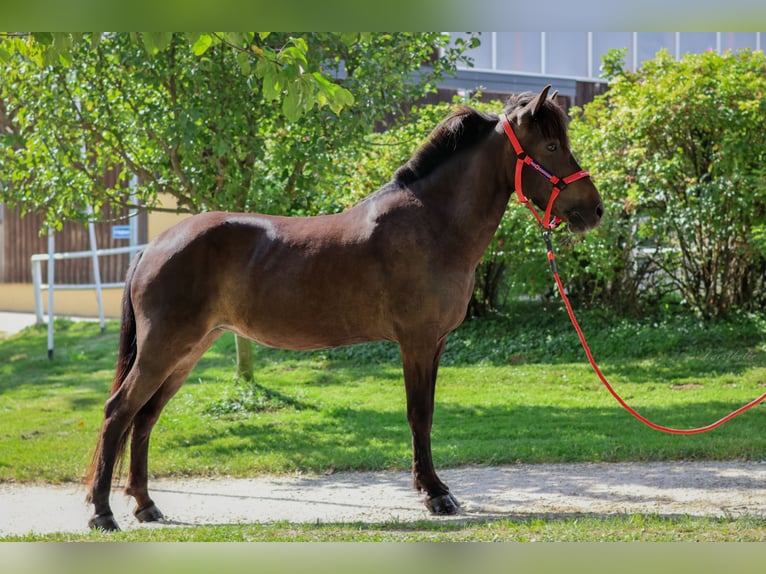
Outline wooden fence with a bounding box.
[1,203,146,285]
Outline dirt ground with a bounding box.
[2,460,766,536]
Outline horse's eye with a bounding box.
[546,143,558,152]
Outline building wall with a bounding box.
[147,195,192,242]
[453,32,763,81]
[0,194,190,318]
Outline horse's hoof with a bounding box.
[425,492,460,515]
[88,513,120,531]
[134,503,164,523]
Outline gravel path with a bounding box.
[2,461,766,536]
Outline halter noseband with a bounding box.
[500,113,591,230]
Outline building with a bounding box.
[445,32,763,109]
[1,31,763,318]
[0,195,189,318]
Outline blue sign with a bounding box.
[111,225,131,240]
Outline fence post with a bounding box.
[47,227,55,360]
[30,242,148,357]
[86,204,105,333]
[32,259,44,325]
[129,181,141,260]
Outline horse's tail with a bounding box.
[110,250,142,401]
[85,250,143,492]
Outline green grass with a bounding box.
[2,302,766,541]
[1,302,766,483]
[5,515,766,542]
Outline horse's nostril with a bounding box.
[595,202,604,219]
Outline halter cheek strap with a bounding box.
[500,114,590,230]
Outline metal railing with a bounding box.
[31,243,145,358]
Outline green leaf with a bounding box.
[151,32,172,53]
[282,83,302,122]
[191,34,214,56]
[236,51,251,75]
[278,37,309,71]
[312,72,354,114]
[58,50,73,67]
[141,33,157,54]
[340,33,360,47]
[224,32,253,48]
[332,86,354,112]
[32,32,53,46]
[184,32,201,47]
[136,32,174,59]
[260,64,281,101]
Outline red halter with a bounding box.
[501,114,591,230]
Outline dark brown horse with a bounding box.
[85,85,602,530]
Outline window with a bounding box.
[496,32,542,74]
[679,32,718,55]
[545,32,589,77]
[720,32,759,52]
[450,32,763,79]
[637,32,677,63]
[591,32,633,76]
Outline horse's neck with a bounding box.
[415,134,512,266]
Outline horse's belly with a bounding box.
[233,314,390,351]
[229,291,393,351]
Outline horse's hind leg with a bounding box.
[124,331,221,524]
[123,378,181,524]
[87,360,172,531]
[400,336,459,515]
[87,327,215,530]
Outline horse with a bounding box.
[84,84,603,531]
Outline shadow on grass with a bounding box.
[3,315,765,455]
[3,305,764,393]
[157,398,766,474]
[0,321,119,396]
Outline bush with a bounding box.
[567,48,766,318]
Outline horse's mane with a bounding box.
[394,106,498,185]
[394,93,569,186]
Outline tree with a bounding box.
[0,33,476,225]
[0,31,477,374]
[567,48,766,318]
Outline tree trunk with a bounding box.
[468,258,506,317]
[235,334,254,382]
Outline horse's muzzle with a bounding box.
[565,200,604,233]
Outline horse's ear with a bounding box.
[518,84,551,123]
[533,85,551,115]
[549,89,559,101]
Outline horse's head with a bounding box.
[503,85,603,233]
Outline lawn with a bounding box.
[2,301,766,542]
[6,514,766,542]
[2,301,765,484]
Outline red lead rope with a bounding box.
[541,230,766,434]
[503,111,765,432]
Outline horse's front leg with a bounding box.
[400,337,459,515]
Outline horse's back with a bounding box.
[131,209,399,348]
[130,192,470,349]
